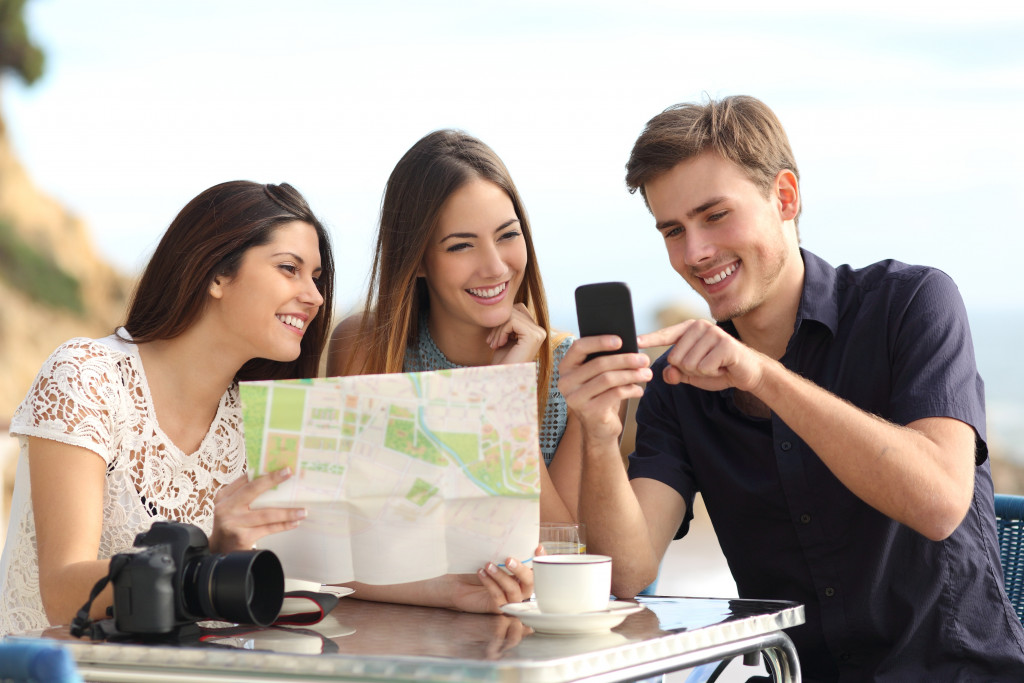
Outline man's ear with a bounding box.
[775,169,800,221]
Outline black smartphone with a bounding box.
[574,282,639,362]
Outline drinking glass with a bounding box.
[539,522,586,555]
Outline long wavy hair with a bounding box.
[123,181,335,381]
[348,129,553,417]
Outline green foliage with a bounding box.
[0,219,84,313]
[0,0,44,86]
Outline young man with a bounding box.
[558,95,1024,680]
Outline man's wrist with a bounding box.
[741,350,779,401]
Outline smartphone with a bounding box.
[574,282,639,362]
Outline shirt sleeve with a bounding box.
[886,268,988,463]
[9,338,121,464]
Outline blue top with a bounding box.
[403,314,573,466]
[629,249,1024,681]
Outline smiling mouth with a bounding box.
[467,282,507,299]
[277,314,305,331]
[702,263,739,285]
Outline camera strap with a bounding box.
[70,555,129,640]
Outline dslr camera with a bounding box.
[109,521,284,636]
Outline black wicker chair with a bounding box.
[994,493,1024,624]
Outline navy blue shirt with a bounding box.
[630,250,1024,682]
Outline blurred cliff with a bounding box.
[0,0,130,422]
[0,112,131,419]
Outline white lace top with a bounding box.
[0,330,246,635]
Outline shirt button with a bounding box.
[780,441,792,451]
[800,513,811,524]
[825,587,836,597]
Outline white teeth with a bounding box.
[468,283,507,298]
[703,263,738,285]
[277,314,304,330]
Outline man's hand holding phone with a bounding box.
[558,283,652,443]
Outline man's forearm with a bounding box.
[753,359,976,539]
[578,434,662,598]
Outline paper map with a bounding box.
[240,363,541,585]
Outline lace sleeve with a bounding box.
[9,338,123,465]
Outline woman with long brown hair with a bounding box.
[328,130,581,524]
[0,181,333,635]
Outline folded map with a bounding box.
[241,363,541,585]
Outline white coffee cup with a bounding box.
[532,554,612,614]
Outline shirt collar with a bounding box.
[795,248,838,338]
[718,248,839,341]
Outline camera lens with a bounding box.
[189,550,284,626]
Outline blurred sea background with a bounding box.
[974,311,1024,466]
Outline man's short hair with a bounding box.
[625,95,801,224]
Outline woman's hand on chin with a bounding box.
[489,303,546,365]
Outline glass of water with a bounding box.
[539,522,586,555]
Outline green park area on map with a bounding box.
[270,387,306,431]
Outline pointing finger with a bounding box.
[637,323,691,349]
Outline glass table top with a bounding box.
[16,595,804,682]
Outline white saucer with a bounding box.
[500,600,643,635]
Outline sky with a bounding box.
[5,0,1024,334]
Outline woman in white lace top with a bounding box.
[0,182,339,636]
[327,131,584,547]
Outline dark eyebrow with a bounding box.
[439,218,520,243]
[439,232,476,243]
[493,218,520,232]
[272,251,305,263]
[655,197,728,232]
[687,197,727,219]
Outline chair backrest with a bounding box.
[994,493,1024,623]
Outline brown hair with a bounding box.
[625,95,802,225]
[347,129,553,417]
[124,181,335,381]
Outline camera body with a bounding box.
[110,521,284,635]
[111,522,211,634]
